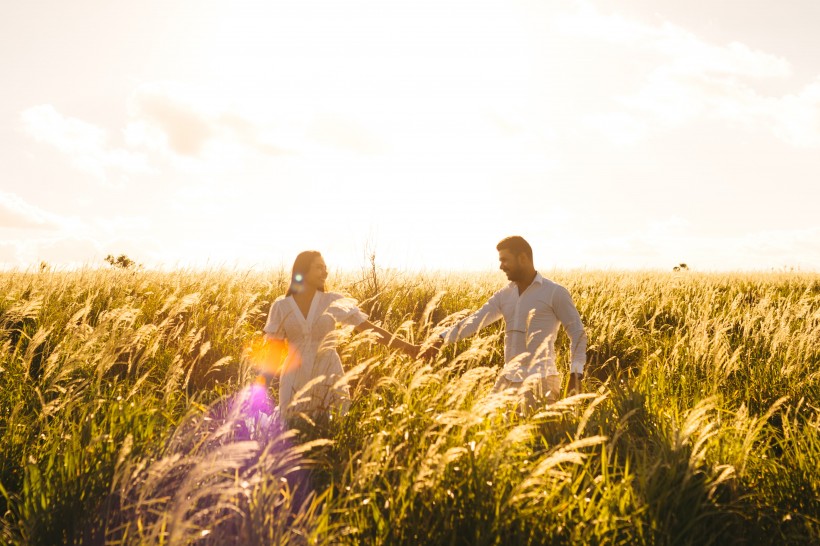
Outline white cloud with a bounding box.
[125,81,393,178]
[127,83,300,158]
[652,26,791,79]
[0,190,160,269]
[0,227,173,270]
[763,79,820,148]
[555,4,791,79]
[128,84,215,156]
[0,234,104,270]
[20,104,154,184]
[124,79,554,179]
[547,2,820,147]
[0,191,61,230]
[634,29,820,148]
[617,24,795,128]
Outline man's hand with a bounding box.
[419,337,444,360]
[568,372,583,395]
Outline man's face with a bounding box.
[498,249,525,282]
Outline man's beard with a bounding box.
[504,267,524,282]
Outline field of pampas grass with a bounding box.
[1,267,819,545]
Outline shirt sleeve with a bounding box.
[326,293,369,327]
[263,297,287,339]
[552,286,587,374]
[440,290,505,345]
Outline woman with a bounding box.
[261,251,418,420]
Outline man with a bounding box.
[424,236,587,412]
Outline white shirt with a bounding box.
[263,292,368,413]
[440,273,587,380]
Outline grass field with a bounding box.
[1,267,819,545]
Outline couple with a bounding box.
[261,236,587,420]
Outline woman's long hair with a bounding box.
[286,250,324,297]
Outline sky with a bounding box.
[2,0,819,272]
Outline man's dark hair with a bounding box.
[496,236,533,262]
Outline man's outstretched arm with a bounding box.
[553,286,587,394]
[421,293,504,359]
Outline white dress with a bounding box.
[263,291,368,417]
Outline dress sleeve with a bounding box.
[263,297,287,339]
[326,293,369,327]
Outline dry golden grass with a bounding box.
[0,267,818,545]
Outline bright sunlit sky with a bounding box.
[2,0,820,272]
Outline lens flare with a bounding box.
[247,336,287,375]
[242,382,274,415]
[229,383,292,447]
[247,335,302,379]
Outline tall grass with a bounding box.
[0,267,818,544]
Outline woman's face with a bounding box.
[305,255,328,290]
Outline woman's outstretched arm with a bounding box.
[354,320,419,358]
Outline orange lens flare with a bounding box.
[246,335,301,377]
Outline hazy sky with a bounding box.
[2,0,819,271]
